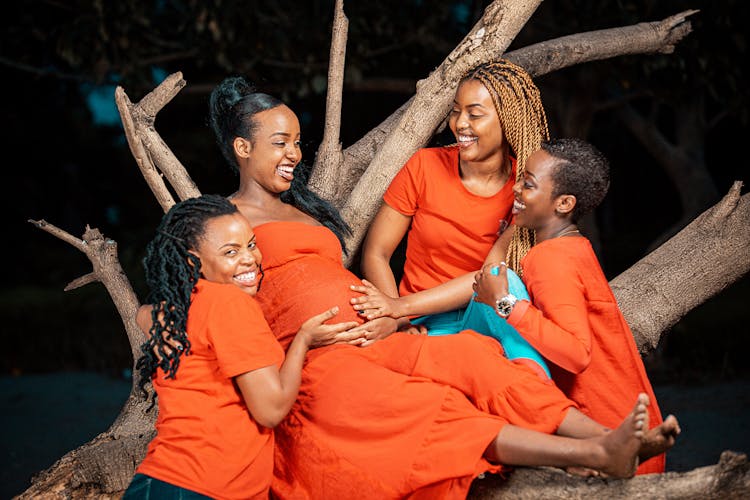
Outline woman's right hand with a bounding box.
[297,306,364,348]
[350,279,404,320]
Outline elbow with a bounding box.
[568,351,592,374]
[254,410,285,429]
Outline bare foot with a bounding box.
[639,414,681,463]
[594,393,649,478]
[565,466,600,477]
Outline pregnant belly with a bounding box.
[256,256,364,349]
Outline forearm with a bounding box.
[361,253,400,298]
[508,302,591,373]
[274,333,310,416]
[395,273,476,318]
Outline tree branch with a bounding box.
[335,9,698,242]
[116,72,201,208]
[309,0,348,201]
[611,182,750,353]
[468,451,750,499]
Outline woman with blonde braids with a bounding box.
[360,60,551,377]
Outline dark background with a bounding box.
[1,0,749,497]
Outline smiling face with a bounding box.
[235,104,302,194]
[190,213,263,295]
[448,79,506,165]
[512,149,564,232]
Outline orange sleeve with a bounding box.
[207,292,285,379]
[507,252,592,373]
[382,149,424,216]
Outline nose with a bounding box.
[512,179,522,195]
[455,111,469,130]
[240,246,261,265]
[286,144,300,162]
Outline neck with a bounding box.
[536,222,579,243]
[458,151,510,180]
[233,179,287,210]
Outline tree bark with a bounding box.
[21,222,156,499]
[309,0,348,202]
[610,182,750,353]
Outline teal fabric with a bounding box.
[123,474,213,500]
[412,268,551,378]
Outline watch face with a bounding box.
[495,295,516,318]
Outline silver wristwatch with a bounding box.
[494,294,517,318]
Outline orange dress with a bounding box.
[507,237,666,474]
[254,221,577,499]
[383,146,516,296]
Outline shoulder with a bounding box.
[523,238,583,276]
[193,280,258,310]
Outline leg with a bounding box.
[418,269,551,379]
[555,394,679,462]
[409,331,570,434]
[484,394,649,478]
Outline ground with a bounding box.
[2,372,749,499]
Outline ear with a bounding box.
[187,249,201,269]
[233,137,252,159]
[554,194,577,216]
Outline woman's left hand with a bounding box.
[473,262,510,307]
[345,316,400,347]
[350,279,403,320]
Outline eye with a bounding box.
[294,140,301,147]
[273,141,285,147]
[225,249,238,256]
[248,241,257,250]
[449,109,459,115]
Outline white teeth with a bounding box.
[235,271,256,283]
[276,165,294,180]
[513,200,525,213]
[457,135,477,144]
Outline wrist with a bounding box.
[494,293,517,319]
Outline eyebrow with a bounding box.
[452,102,487,110]
[525,171,538,180]
[269,131,300,138]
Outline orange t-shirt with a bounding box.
[383,145,516,296]
[137,279,285,499]
[507,237,665,474]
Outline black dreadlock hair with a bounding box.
[208,75,352,253]
[136,194,239,404]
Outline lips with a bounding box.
[512,199,525,214]
[234,270,258,287]
[456,134,478,148]
[276,165,295,181]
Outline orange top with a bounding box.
[508,237,665,474]
[384,146,516,295]
[254,221,576,499]
[137,279,285,499]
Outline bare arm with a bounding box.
[361,203,412,299]
[355,224,515,319]
[235,307,359,428]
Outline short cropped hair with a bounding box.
[541,138,610,222]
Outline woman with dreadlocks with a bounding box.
[204,75,677,499]
[123,194,359,500]
[359,60,550,376]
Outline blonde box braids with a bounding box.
[463,60,550,274]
